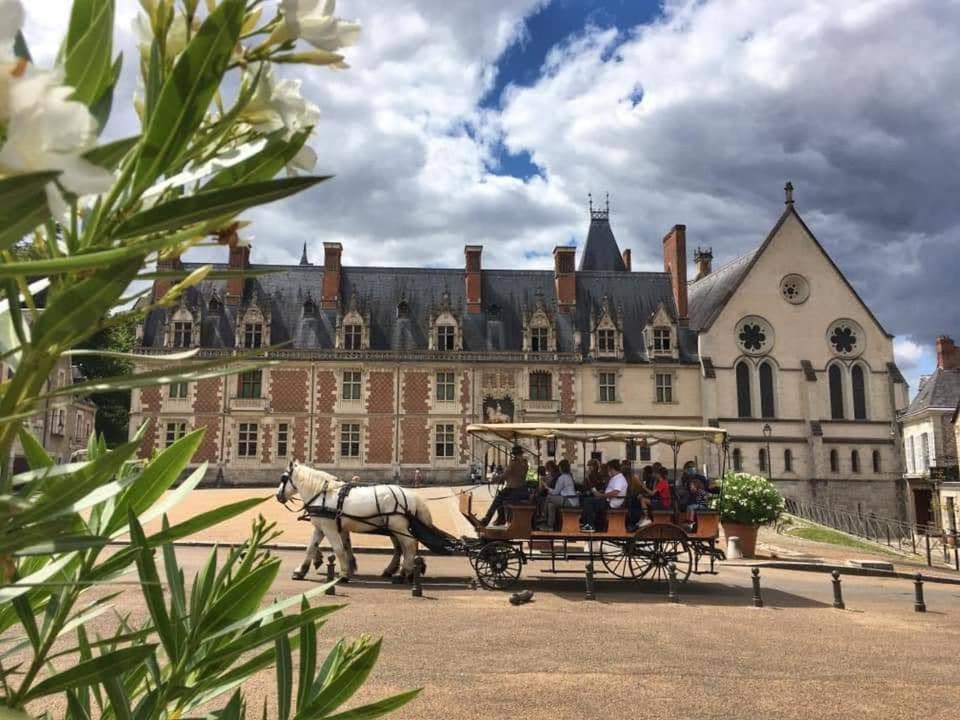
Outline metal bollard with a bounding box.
[667,563,679,603]
[585,559,596,601]
[411,556,424,598]
[325,555,336,596]
[751,567,763,608]
[468,576,479,591]
[913,573,926,613]
[831,569,845,610]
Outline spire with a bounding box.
[784,181,794,207]
[299,241,310,266]
[579,191,625,271]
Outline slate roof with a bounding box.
[140,263,698,363]
[903,368,960,418]
[578,216,627,272]
[686,250,756,332]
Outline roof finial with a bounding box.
[589,191,609,221]
[588,192,593,214]
[605,192,610,215]
[784,181,794,207]
[299,241,310,265]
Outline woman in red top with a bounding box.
[639,467,672,510]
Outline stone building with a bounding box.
[130,184,909,517]
[1,356,97,470]
[900,336,960,529]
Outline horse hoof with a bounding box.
[338,576,351,584]
[292,571,306,580]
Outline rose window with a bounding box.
[779,274,809,304]
[735,316,774,355]
[826,319,864,358]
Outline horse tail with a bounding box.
[404,490,459,555]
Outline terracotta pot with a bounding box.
[722,522,760,559]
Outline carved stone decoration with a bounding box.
[735,315,774,356]
[827,318,864,358]
[482,395,515,424]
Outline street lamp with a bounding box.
[762,423,772,480]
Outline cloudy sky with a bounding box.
[23,0,960,391]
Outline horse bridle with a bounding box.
[277,462,302,512]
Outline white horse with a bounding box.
[276,461,436,582]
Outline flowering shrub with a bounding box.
[712,472,785,525]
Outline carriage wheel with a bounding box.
[628,538,692,584]
[473,541,523,590]
[600,540,634,579]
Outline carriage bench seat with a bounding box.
[544,507,631,537]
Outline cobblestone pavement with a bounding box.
[35,548,960,720]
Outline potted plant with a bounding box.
[712,472,785,558]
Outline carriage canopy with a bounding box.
[465,422,727,448]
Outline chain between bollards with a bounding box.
[585,559,596,601]
[913,573,926,612]
[325,554,336,596]
[831,569,845,610]
[667,562,679,603]
[751,567,763,608]
[411,555,424,598]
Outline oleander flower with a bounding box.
[0,69,114,216]
[132,10,195,60]
[241,65,320,172]
[275,0,361,51]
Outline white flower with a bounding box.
[277,0,361,51]
[132,11,192,60]
[0,69,114,216]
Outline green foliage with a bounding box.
[712,472,786,525]
[0,0,414,717]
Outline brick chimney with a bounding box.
[693,246,713,281]
[153,252,183,302]
[662,224,688,325]
[936,336,960,369]
[622,248,632,271]
[224,232,250,304]
[465,245,482,313]
[553,246,576,312]
[321,242,342,309]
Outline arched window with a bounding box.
[759,448,767,473]
[759,361,775,418]
[829,449,839,473]
[736,361,752,418]
[851,365,867,420]
[872,450,881,473]
[828,364,845,419]
[784,449,793,473]
[732,448,742,471]
[851,450,860,473]
[208,295,222,314]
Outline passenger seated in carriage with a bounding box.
[478,446,530,527]
[538,459,579,530]
[580,458,628,532]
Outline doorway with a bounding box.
[913,488,934,528]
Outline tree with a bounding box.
[77,316,137,446]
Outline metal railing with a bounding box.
[783,497,960,571]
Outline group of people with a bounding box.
[477,447,715,533]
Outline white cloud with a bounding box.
[894,337,925,371]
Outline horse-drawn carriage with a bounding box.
[459,422,729,590]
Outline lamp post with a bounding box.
[762,423,772,480]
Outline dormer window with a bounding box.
[303,298,317,315]
[243,322,262,349]
[598,328,616,354]
[344,324,362,350]
[531,327,548,353]
[208,296,222,314]
[653,327,671,353]
[173,321,192,348]
[397,300,410,319]
[437,325,455,351]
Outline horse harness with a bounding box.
[299,479,416,538]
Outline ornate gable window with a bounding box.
[643,303,679,359]
[524,293,556,354]
[591,297,623,360]
[168,305,197,349]
[430,290,462,352]
[208,294,222,314]
[237,300,270,349]
[337,306,369,350]
[303,295,317,316]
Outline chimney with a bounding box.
[553,246,576,312]
[662,224,688,325]
[693,246,713,281]
[936,336,960,369]
[153,252,183,302]
[321,242,342,309]
[224,232,250,304]
[465,245,482,313]
[622,248,632,271]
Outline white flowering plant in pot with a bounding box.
[0,1,418,717]
[712,472,786,526]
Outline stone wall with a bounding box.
[776,477,908,521]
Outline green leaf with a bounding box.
[114,176,329,239]
[17,427,53,469]
[199,559,280,634]
[24,644,156,700]
[276,630,293,720]
[132,0,245,194]
[103,674,133,720]
[0,554,74,604]
[106,428,205,535]
[12,596,40,650]
[13,535,110,556]
[129,512,178,660]
[65,691,93,720]
[84,135,140,171]
[67,347,199,362]
[321,689,423,720]
[162,518,187,631]
[303,639,385,717]
[63,1,115,108]
[0,232,178,278]
[89,53,123,133]
[0,172,58,251]
[203,129,311,192]
[204,584,340,643]
[296,596,317,713]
